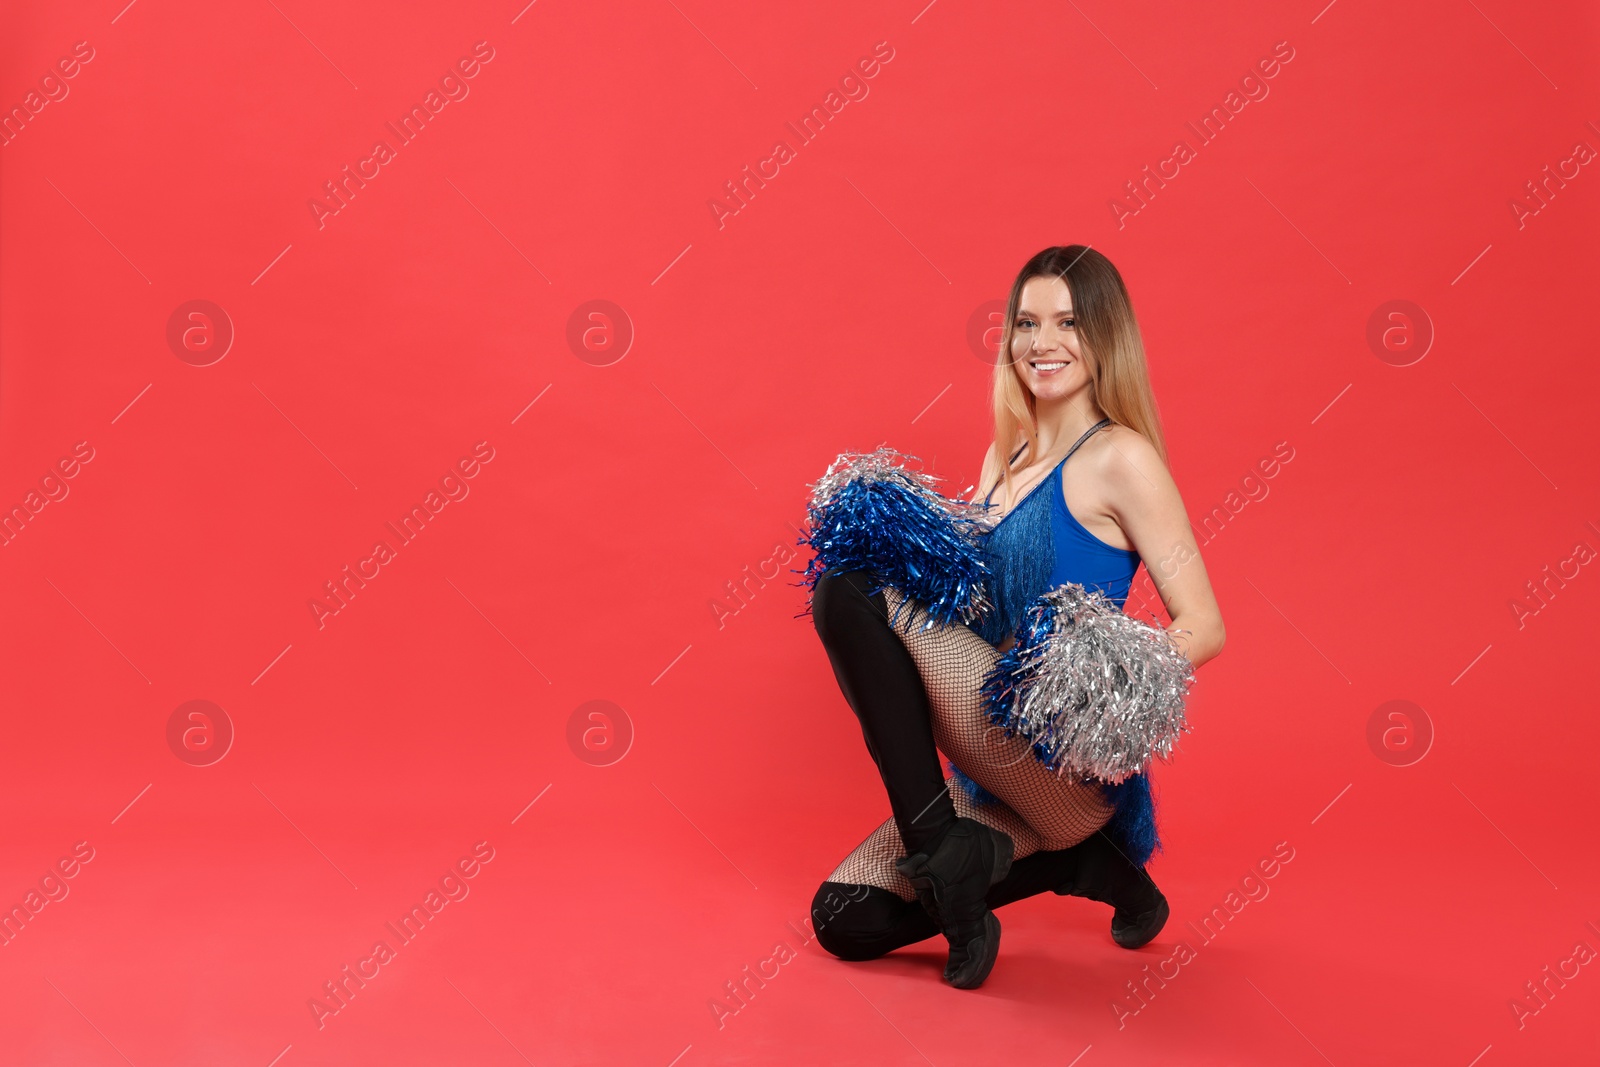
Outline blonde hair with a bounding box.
[989,245,1169,502]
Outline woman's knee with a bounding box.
[810,880,910,962]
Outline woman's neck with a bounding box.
[1031,392,1107,458]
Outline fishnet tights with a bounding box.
[828,588,1114,901]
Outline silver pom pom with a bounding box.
[990,583,1195,784]
[805,446,996,531]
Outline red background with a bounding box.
[2,1,1597,1064]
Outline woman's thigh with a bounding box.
[882,588,1115,851]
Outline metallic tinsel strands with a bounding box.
[797,446,994,629]
[981,583,1195,784]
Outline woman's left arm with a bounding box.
[1101,432,1226,669]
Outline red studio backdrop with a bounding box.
[1,1,1597,1064]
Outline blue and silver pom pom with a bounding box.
[796,446,994,629]
[980,583,1194,784]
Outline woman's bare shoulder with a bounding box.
[1092,424,1175,499]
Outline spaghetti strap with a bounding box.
[982,418,1111,508]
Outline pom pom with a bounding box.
[981,583,1194,784]
[947,762,1000,806]
[796,446,994,628]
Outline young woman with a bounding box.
[808,245,1225,989]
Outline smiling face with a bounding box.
[1010,274,1091,403]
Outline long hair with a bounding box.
[989,245,1168,503]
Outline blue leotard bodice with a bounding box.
[973,418,1141,645]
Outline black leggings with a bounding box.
[810,847,1099,960]
[811,569,957,856]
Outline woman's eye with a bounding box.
[1062,318,1075,328]
[1016,318,1035,328]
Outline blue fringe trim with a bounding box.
[973,473,1056,646]
[946,763,1000,806]
[1101,773,1161,867]
[795,455,991,629]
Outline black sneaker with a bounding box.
[1052,830,1169,949]
[895,818,1013,988]
[1110,892,1169,949]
